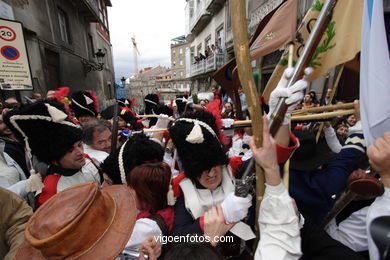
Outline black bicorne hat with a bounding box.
[169,110,228,181]
[70,90,99,118]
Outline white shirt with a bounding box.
[83,144,109,164]
[324,126,342,153]
[124,218,162,250]
[255,183,303,260]
[326,187,390,259]
[56,160,100,192]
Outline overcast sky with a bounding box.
[107,0,186,81]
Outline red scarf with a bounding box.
[137,207,175,232]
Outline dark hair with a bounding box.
[100,134,164,184]
[164,242,224,260]
[82,119,111,145]
[127,162,171,213]
[144,94,159,114]
[176,95,189,115]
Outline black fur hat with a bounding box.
[144,94,159,115]
[6,100,82,165]
[101,134,164,184]
[70,90,99,118]
[169,110,228,182]
[119,107,143,130]
[175,94,188,115]
[147,104,174,127]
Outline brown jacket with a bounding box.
[0,187,32,260]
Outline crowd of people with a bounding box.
[0,68,389,260]
[193,44,223,64]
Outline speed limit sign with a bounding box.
[0,26,16,41]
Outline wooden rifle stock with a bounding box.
[269,0,337,135]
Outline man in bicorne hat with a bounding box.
[6,100,100,207]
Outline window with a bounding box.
[180,71,183,77]
[173,50,176,56]
[58,8,70,44]
[179,48,183,54]
[98,0,109,29]
[173,61,176,67]
[216,26,224,49]
[88,34,95,58]
[174,72,177,77]
[180,60,183,66]
[190,46,195,60]
[205,36,211,48]
[226,1,231,29]
[189,0,194,18]
[197,43,202,55]
[104,47,109,68]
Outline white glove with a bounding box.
[222,118,235,128]
[221,192,252,224]
[268,67,313,125]
[186,96,194,108]
[155,114,170,129]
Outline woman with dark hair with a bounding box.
[308,90,319,106]
[123,162,174,252]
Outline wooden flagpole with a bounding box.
[230,0,264,235]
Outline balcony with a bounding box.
[190,53,225,77]
[188,1,212,35]
[206,0,226,13]
[77,0,99,22]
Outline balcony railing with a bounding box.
[190,53,225,77]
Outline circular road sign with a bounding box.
[1,45,20,60]
[0,26,17,41]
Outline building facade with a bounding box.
[127,66,169,112]
[184,0,228,94]
[0,0,115,108]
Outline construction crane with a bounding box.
[131,34,140,75]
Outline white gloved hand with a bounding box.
[268,67,313,125]
[186,96,194,108]
[155,114,170,129]
[221,192,252,224]
[222,118,235,128]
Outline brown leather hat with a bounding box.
[15,182,137,259]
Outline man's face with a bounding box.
[118,117,127,128]
[56,141,85,169]
[326,89,332,99]
[0,117,12,137]
[198,165,222,190]
[336,126,348,139]
[304,94,311,103]
[224,103,232,113]
[91,129,112,153]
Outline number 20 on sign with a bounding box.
[0,26,17,41]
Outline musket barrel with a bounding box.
[269,0,338,136]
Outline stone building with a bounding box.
[184,0,228,93]
[0,0,115,108]
[127,66,169,112]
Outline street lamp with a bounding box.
[82,49,106,73]
[95,49,106,65]
[120,76,126,87]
